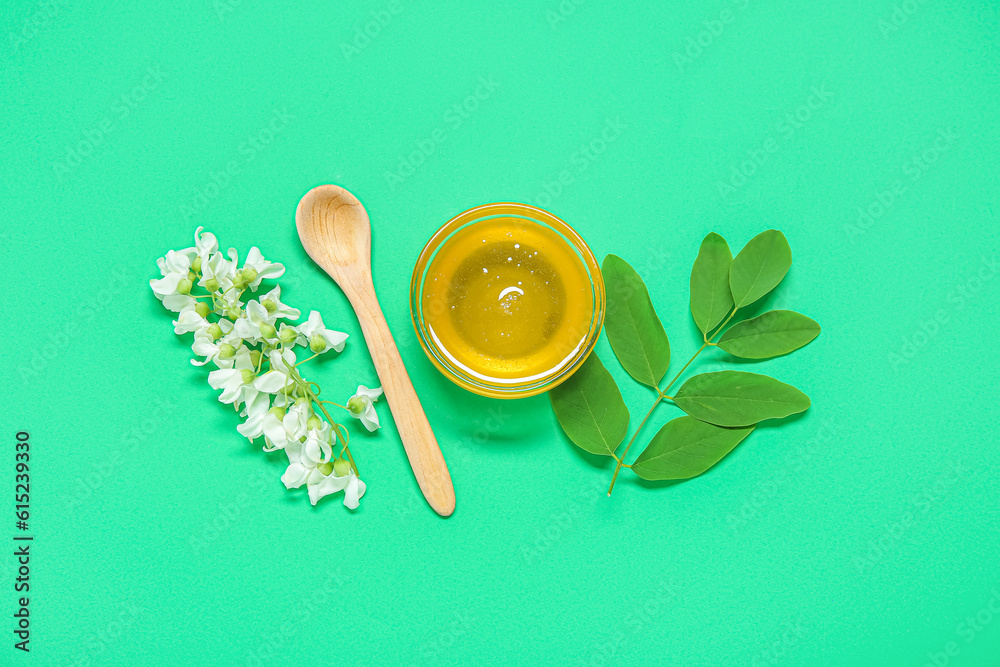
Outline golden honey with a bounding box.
[421,216,595,385]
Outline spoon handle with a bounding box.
[345,275,456,517]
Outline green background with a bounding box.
[3,0,999,664]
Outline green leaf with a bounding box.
[718,310,821,359]
[602,254,670,387]
[689,232,734,335]
[631,416,753,481]
[729,230,792,308]
[673,371,810,427]
[549,352,629,457]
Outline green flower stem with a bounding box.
[294,353,320,367]
[311,397,359,476]
[277,355,359,476]
[606,306,741,495]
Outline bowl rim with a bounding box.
[409,202,605,399]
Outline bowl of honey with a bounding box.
[410,202,605,399]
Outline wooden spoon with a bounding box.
[295,184,455,517]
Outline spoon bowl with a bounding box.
[296,185,370,279]
[296,185,456,517]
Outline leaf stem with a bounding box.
[607,394,662,496]
[705,307,738,343]
[661,342,708,396]
[605,307,740,495]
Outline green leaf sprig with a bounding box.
[549,230,820,495]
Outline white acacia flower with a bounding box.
[241,247,285,291]
[261,401,310,452]
[341,471,366,510]
[217,287,244,320]
[312,469,366,509]
[271,390,293,409]
[277,322,301,347]
[297,311,348,354]
[207,347,257,408]
[280,428,331,491]
[150,250,193,298]
[254,348,297,395]
[154,227,374,512]
[258,285,300,321]
[236,391,272,440]
[191,320,238,367]
[173,307,211,335]
[193,226,218,264]
[280,429,366,508]
[233,300,276,342]
[162,290,200,314]
[199,250,236,293]
[347,385,383,432]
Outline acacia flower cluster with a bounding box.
[151,227,384,509]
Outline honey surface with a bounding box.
[422,217,594,383]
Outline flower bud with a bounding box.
[262,298,277,314]
[225,306,241,320]
[176,278,193,295]
[242,267,258,285]
[333,458,352,477]
[294,396,310,407]
[218,343,236,359]
[191,256,202,273]
[240,369,256,385]
[195,301,211,318]
[187,270,197,282]
[249,350,261,367]
[347,396,365,416]
[269,406,286,420]
[206,323,224,340]
[205,277,220,293]
[306,415,322,431]
[316,460,334,476]
[279,327,298,345]
[259,322,277,339]
[309,334,327,354]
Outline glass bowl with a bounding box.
[410,202,605,399]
